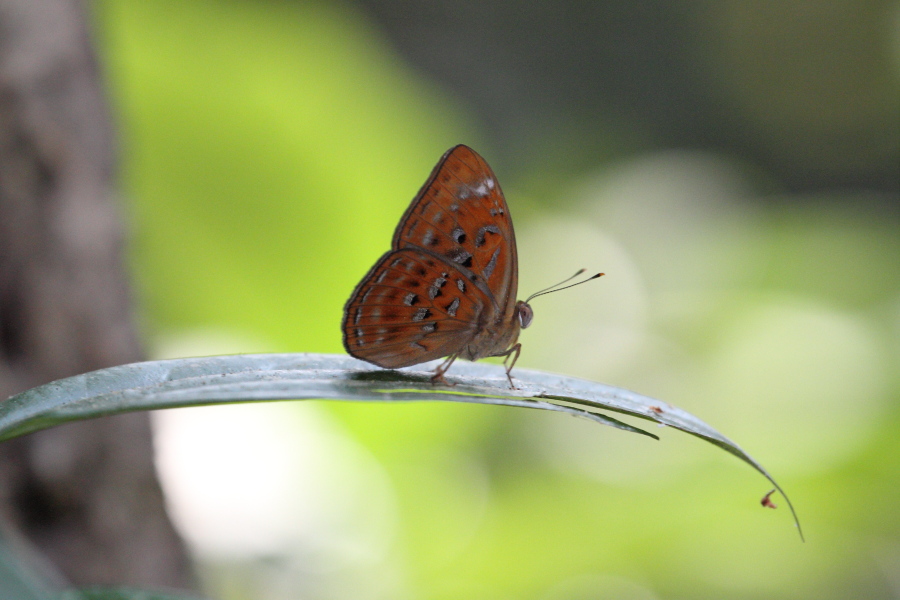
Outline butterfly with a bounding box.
[342,145,600,387]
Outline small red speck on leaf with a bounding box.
[761,489,778,509]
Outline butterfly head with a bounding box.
[516,301,534,329]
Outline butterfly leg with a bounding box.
[498,343,522,389]
[431,353,459,386]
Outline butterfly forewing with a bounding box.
[392,145,518,318]
[342,248,495,368]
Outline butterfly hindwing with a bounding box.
[391,145,518,320]
[342,248,494,368]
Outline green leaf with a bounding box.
[0,353,802,539]
[0,530,64,600]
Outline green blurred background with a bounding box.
[91,0,899,598]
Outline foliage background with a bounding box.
[91,1,899,598]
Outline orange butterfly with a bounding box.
[342,145,599,386]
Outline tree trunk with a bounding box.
[0,0,195,589]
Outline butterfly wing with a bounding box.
[342,248,495,368]
[391,145,518,322]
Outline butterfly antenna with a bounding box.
[525,271,604,303]
[528,269,585,297]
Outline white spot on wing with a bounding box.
[472,178,494,197]
[446,298,460,317]
[483,248,500,280]
[457,178,493,200]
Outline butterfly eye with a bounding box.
[517,303,533,329]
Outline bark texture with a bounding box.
[0,0,194,588]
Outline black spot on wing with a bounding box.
[447,248,473,268]
[412,307,431,321]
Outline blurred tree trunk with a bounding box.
[0,0,194,589]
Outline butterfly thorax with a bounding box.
[462,300,531,361]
